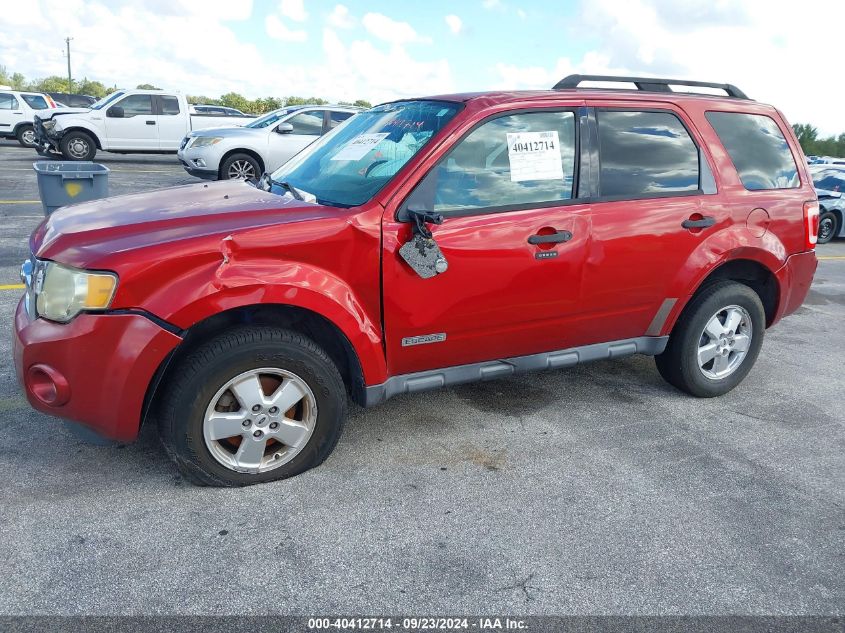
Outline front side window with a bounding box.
[0,93,18,110]
[706,111,799,190]
[271,100,461,207]
[596,110,700,197]
[329,110,354,129]
[117,94,153,117]
[411,110,577,214]
[287,110,324,135]
[22,94,49,110]
[160,96,180,115]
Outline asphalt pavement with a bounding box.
[0,139,843,616]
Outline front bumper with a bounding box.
[33,117,62,152]
[772,250,818,325]
[13,298,182,441]
[178,146,222,180]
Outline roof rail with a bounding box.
[553,74,749,100]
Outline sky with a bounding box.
[2,0,844,135]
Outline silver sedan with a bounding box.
[177,105,359,180]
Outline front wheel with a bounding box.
[221,153,260,180]
[16,125,36,147]
[655,281,765,397]
[157,327,347,486]
[818,210,839,244]
[60,131,97,160]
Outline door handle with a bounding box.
[682,216,716,229]
[528,230,572,245]
[146,120,155,125]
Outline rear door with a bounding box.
[579,102,724,340]
[155,95,189,150]
[104,93,158,150]
[382,107,593,376]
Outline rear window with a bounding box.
[22,94,49,110]
[596,110,700,197]
[706,112,799,190]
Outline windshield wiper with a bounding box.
[255,172,306,201]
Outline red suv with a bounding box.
[14,75,819,486]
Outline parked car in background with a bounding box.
[32,89,256,160]
[192,104,252,117]
[46,92,97,108]
[177,104,359,180]
[15,75,818,485]
[0,89,57,147]
[810,165,845,243]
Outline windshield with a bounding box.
[270,100,462,207]
[246,107,301,129]
[90,91,124,110]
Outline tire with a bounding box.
[817,210,839,244]
[220,153,260,180]
[60,131,97,160]
[16,125,36,148]
[157,326,346,486]
[655,281,765,398]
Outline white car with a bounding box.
[0,88,57,147]
[33,89,255,160]
[177,104,359,180]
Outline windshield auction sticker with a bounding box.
[331,133,390,161]
[506,130,563,182]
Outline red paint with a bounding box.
[15,89,818,440]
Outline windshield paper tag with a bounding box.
[331,133,389,161]
[506,131,563,182]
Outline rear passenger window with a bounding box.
[706,112,799,190]
[596,110,699,197]
[160,96,180,115]
[0,93,18,109]
[421,111,577,214]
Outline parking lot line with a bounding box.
[0,200,40,204]
[818,255,845,260]
[4,167,178,174]
[0,284,24,290]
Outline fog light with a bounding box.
[27,364,71,407]
[193,158,206,168]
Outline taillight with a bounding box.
[45,95,56,108]
[804,200,820,249]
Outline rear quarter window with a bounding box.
[706,111,799,190]
[21,94,49,110]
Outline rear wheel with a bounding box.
[655,281,765,397]
[157,327,347,486]
[60,131,97,160]
[818,210,839,244]
[16,125,36,147]
[221,153,260,180]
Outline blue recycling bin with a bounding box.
[32,161,110,216]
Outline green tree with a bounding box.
[353,99,372,109]
[219,92,251,112]
[136,83,161,90]
[32,76,71,93]
[76,78,109,98]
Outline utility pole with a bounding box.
[65,37,73,92]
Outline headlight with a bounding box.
[35,262,118,323]
[191,136,223,147]
[42,119,56,130]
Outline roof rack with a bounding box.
[553,74,749,100]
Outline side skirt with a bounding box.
[364,335,668,407]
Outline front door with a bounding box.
[104,94,158,150]
[382,108,592,376]
[266,109,325,171]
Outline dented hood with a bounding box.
[31,180,328,268]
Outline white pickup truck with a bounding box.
[32,89,254,160]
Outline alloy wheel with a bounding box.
[227,159,257,180]
[697,305,753,380]
[202,368,317,474]
[21,128,36,146]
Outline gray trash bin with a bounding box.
[32,161,110,216]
